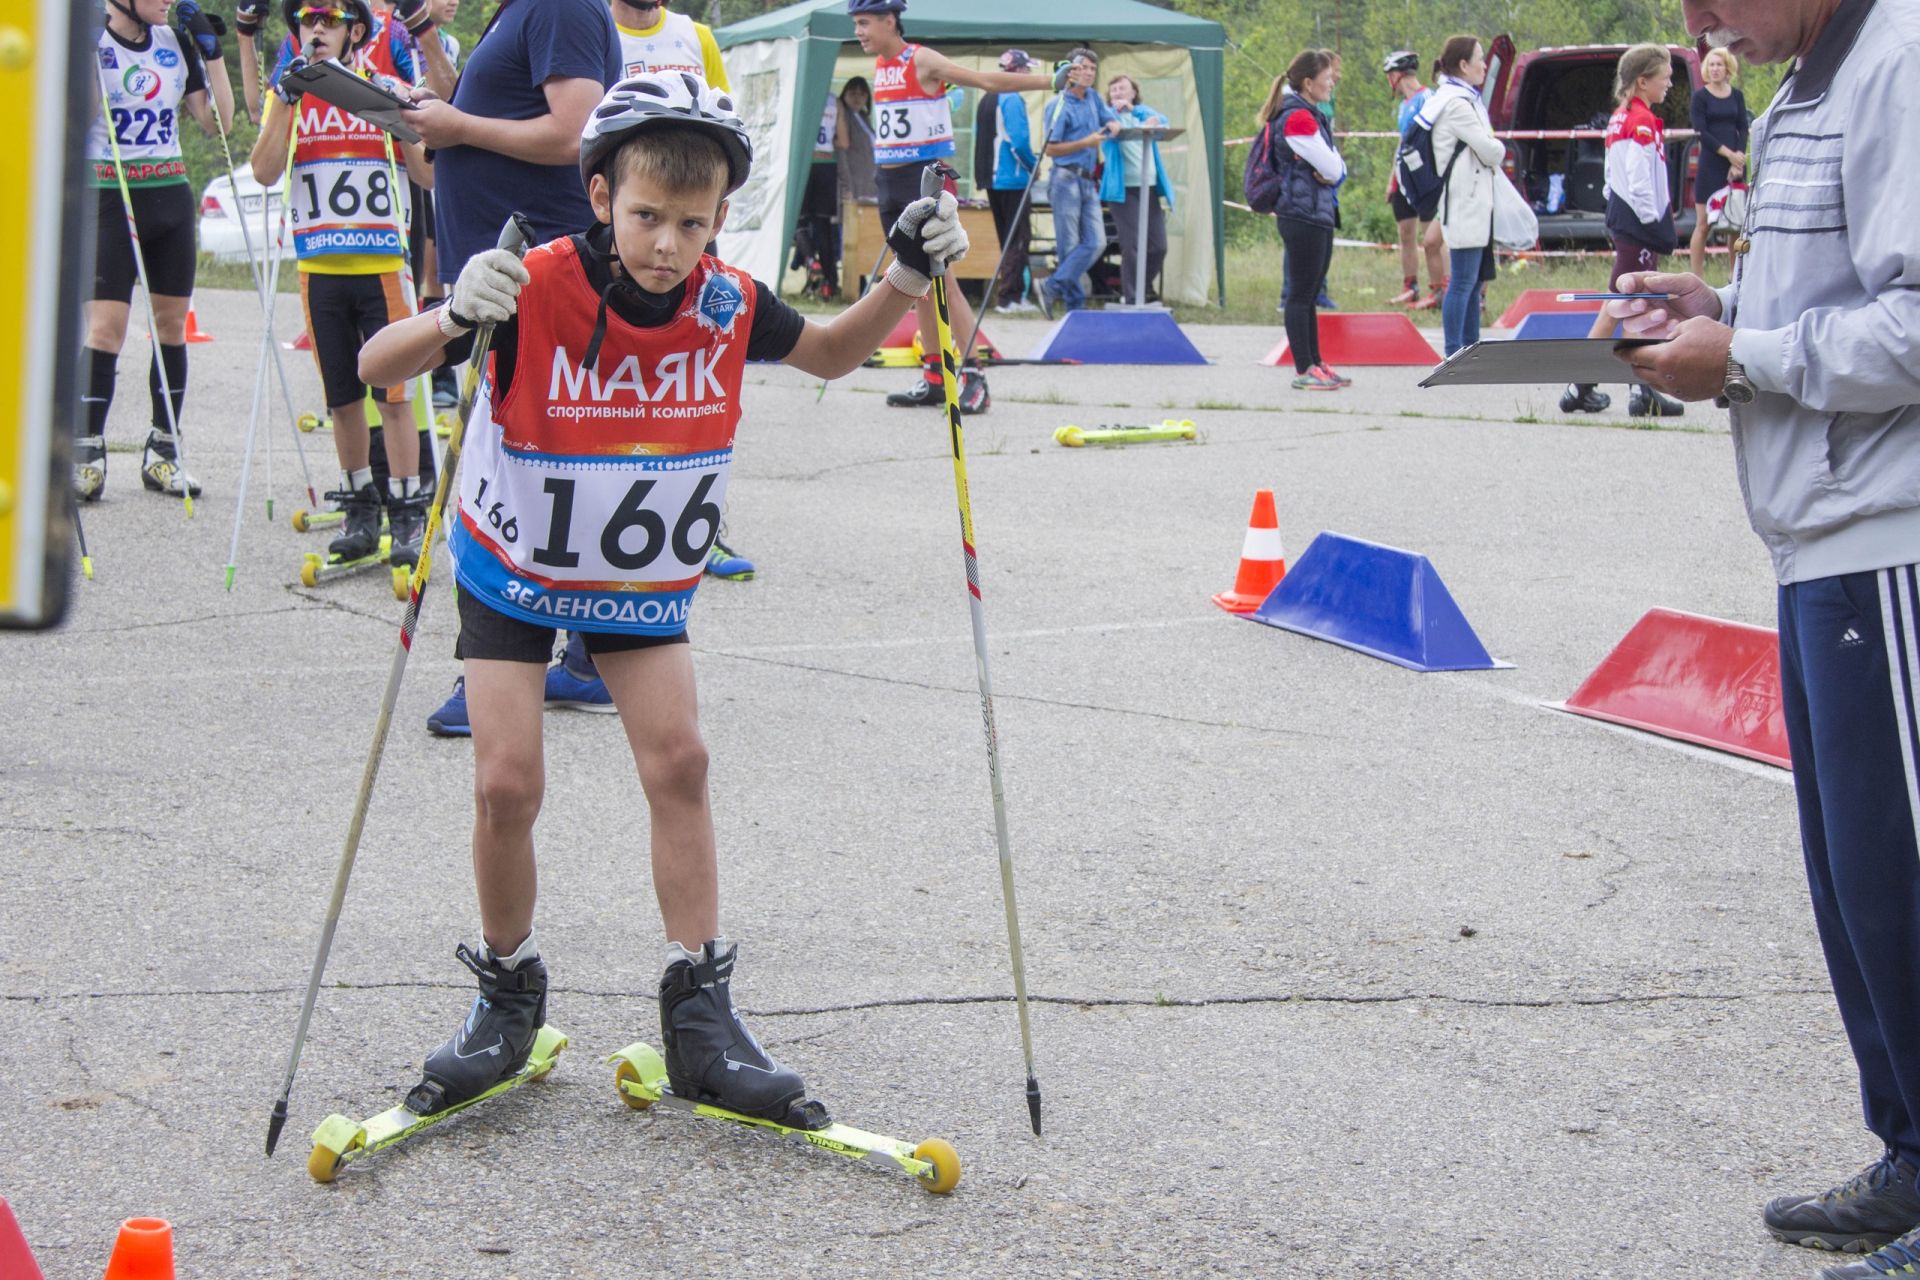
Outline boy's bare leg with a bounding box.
[594,644,719,949]
[331,396,371,471]
[1395,217,1418,285]
[372,396,420,479]
[464,658,546,954]
[1422,222,1447,292]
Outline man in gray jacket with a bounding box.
[1612,2,1920,1275]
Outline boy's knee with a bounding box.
[639,733,709,801]
[474,762,544,829]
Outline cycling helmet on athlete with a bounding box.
[846,0,905,13]
[579,72,754,196]
[1381,50,1420,76]
[281,0,378,53]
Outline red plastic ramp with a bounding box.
[1554,608,1790,768]
[1,1197,45,1280]
[1261,313,1439,367]
[1497,288,1602,330]
[876,311,998,360]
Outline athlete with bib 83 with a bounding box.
[358,72,968,1128]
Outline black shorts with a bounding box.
[1389,188,1421,223]
[299,270,412,409]
[874,161,954,232]
[94,182,197,301]
[454,588,688,664]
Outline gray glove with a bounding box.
[451,248,531,326]
[883,191,966,298]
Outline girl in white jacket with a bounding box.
[1426,35,1507,355]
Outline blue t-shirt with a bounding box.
[433,0,619,283]
[1396,87,1431,138]
[1047,88,1117,174]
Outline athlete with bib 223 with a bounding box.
[357,72,970,1124]
[80,0,222,502]
[251,1,437,570]
[851,0,1064,414]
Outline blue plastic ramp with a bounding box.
[1513,310,1612,341]
[1029,310,1207,365]
[1247,532,1502,672]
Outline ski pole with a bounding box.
[266,212,534,1159]
[919,162,1043,1137]
[99,83,194,519]
[74,506,94,582]
[957,86,1068,367]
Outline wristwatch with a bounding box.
[1721,342,1756,406]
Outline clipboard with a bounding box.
[281,58,423,144]
[1419,337,1668,388]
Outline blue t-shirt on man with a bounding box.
[1048,87,1118,175]
[434,0,619,283]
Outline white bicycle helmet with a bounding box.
[1381,50,1420,76]
[579,73,753,196]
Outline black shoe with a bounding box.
[431,366,458,411]
[659,940,828,1129]
[326,482,384,563]
[1765,1153,1920,1254]
[958,368,990,415]
[407,941,549,1115]
[886,376,948,409]
[1820,1226,1920,1279]
[1558,383,1611,414]
[1628,383,1686,417]
[387,493,427,569]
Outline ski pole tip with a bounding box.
[1026,1075,1042,1137]
[81,557,94,581]
[223,565,236,592]
[183,497,196,519]
[265,1099,288,1157]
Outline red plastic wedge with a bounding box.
[1261,313,1439,367]
[1,1197,45,1280]
[1558,608,1790,768]
[876,311,997,360]
[1496,288,1603,329]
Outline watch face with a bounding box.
[1725,381,1756,405]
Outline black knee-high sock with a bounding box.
[149,342,186,436]
[81,347,116,438]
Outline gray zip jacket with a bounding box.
[1719,0,1920,584]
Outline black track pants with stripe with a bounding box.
[1780,562,1920,1162]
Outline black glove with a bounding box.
[174,0,226,64]
[396,0,436,36]
[235,0,266,39]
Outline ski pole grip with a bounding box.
[498,212,535,258]
[920,161,957,202]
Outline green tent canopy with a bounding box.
[713,0,1226,306]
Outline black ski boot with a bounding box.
[1628,383,1686,417]
[957,367,990,415]
[327,482,384,562]
[141,430,201,497]
[659,940,829,1129]
[1559,383,1611,414]
[886,369,948,409]
[406,941,549,1116]
[73,435,107,502]
[387,492,427,570]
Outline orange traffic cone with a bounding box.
[0,1197,46,1280]
[292,329,313,351]
[183,307,213,343]
[1211,489,1288,614]
[102,1218,173,1280]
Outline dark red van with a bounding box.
[1482,35,1706,244]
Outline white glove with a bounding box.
[451,248,530,327]
[882,191,968,298]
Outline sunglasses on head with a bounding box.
[295,6,349,28]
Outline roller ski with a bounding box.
[299,483,405,598]
[1054,419,1198,448]
[309,942,567,1183]
[607,940,958,1193]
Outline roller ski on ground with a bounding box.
[309,942,567,1183]
[607,941,959,1194]
[73,436,107,502]
[298,484,405,598]
[1054,419,1198,448]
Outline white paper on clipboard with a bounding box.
[281,58,423,144]
[1419,337,1668,388]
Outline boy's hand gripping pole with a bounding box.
[920,163,1043,1136]
[265,214,535,1159]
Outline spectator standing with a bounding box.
[1382,49,1445,311]
[977,51,1037,313]
[1100,74,1171,306]
[1035,47,1120,317]
[794,87,841,296]
[1427,34,1504,357]
[1687,46,1748,277]
[1260,50,1348,391]
[610,0,728,88]
[1611,3,1920,1273]
[408,0,620,737]
[836,76,876,205]
[1563,44,1685,418]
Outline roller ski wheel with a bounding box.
[390,567,408,601]
[433,411,452,440]
[298,535,395,589]
[606,1042,961,1195]
[290,507,349,533]
[297,412,329,433]
[1055,420,1197,448]
[306,1025,567,1184]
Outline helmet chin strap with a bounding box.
[105,0,149,32]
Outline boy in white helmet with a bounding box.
[360,72,968,1124]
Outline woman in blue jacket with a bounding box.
[1100,75,1174,305]
[1258,51,1348,390]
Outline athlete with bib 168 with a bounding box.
[851,0,1065,415]
[357,72,969,1127]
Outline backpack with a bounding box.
[1242,121,1284,215]
[1394,99,1466,221]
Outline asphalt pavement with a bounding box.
[0,288,1863,1279]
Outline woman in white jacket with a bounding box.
[1427,35,1507,355]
